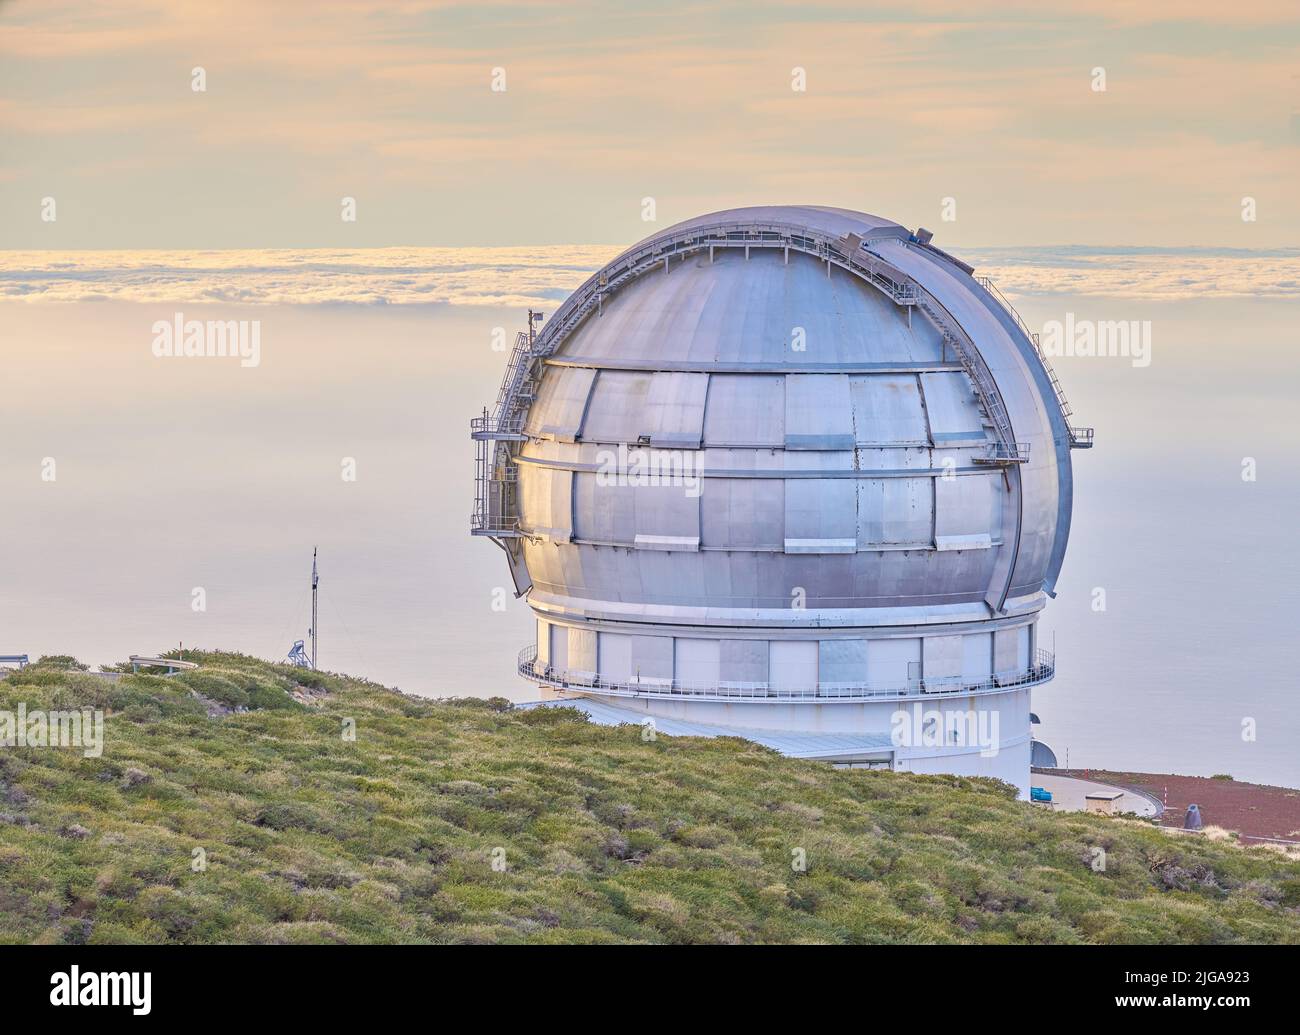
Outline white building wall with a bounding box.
[868,637,920,690]
[572,686,1035,797]
[923,634,964,686]
[537,618,551,667]
[599,632,633,683]
[676,638,720,686]
[549,623,568,673]
[818,639,868,685]
[896,737,1032,799]
[548,625,1035,694]
[993,625,1030,680]
[769,641,818,689]
[631,635,674,686]
[962,631,993,682]
[535,620,1040,796]
[721,639,768,684]
[567,627,597,681]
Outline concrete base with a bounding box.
[1031,774,1160,817]
[545,684,1036,798]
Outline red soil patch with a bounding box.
[1038,769,1300,843]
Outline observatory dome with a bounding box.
[472,206,1089,795]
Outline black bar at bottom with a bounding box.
[0,944,1290,1021]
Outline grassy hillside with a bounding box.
[1,652,1298,944]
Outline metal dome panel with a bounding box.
[471,206,1088,793]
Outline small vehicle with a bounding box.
[1030,786,1053,803]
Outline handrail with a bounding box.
[471,414,527,438]
[471,512,521,533]
[972,441,1030,464]
[976,275,1036,344]
[914,294,1018,455]
[492,331,534,416]
[518,643,1054,702]
[975,274,1092,449]
[529,220,918,363]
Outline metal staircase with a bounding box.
[976,276,1093,449]
[916,294,1021,462]
[470,322,537,538]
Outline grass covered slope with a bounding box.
[1,652,1298,944]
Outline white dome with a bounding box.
[471,206,1089,791]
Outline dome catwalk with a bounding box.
[471,206,1092,796]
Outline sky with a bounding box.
[1,0,1297,250]
[1,3,1299,783]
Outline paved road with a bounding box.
[1031,774,1160,817]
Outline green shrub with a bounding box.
[0,649,1295,946]
[33,655,89,672]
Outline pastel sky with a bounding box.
[1,0,1297,249]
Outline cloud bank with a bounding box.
[1,246,1297,306]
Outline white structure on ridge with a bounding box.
[472,206,1091,796]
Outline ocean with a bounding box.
[1,247,1297,786]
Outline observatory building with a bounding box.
[471,206,1090,796]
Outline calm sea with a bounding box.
[2,273,1296,787]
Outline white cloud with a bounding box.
[1,245,1297,306]
[0,246,618,306]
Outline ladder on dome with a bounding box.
[916,295,1028,465]
[470,312,541,538]
[975,276,1093,449]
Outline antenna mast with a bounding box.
[310,547,319,670]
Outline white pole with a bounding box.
[311,547,319,670]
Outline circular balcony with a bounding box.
[517,644,1054,704]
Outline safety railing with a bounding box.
[470,414,527,440]
[527,220,920,363]
[518,644,1054,702]
[976,276,1036,344]
[971,441,1031,465]
[976,275,1092,450]
[471,329,536,537]
[471,412,524,537]
[493,331,536,417]
[471,512,521,534]
[916,296,1016,448]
